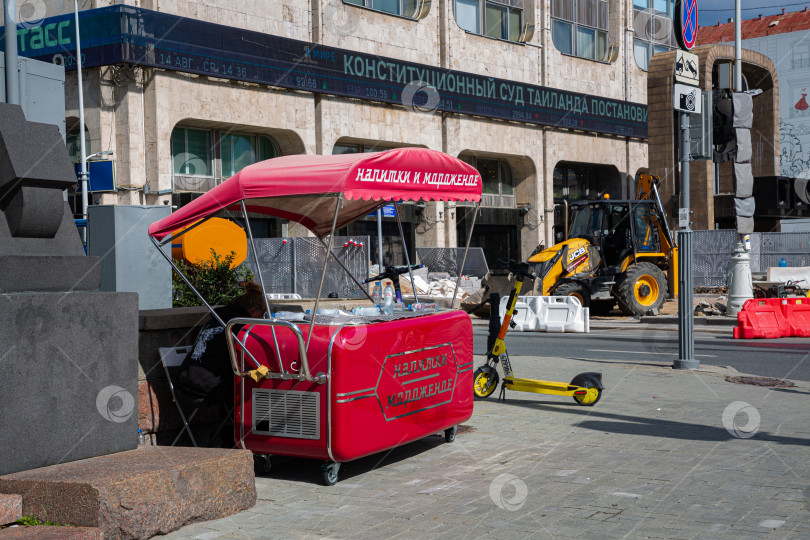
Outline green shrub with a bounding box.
[172,249,256,308]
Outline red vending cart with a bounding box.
[148,148,482,484]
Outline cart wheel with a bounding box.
[473,366,499,399]
[572,377,602,406]
[444,426,458,443]
[253,454,272,475]
[321,462,340,486]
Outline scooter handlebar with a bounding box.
[363,264,424,284]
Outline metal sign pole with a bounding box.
[74,0,89,245]
[377,209,384,272]
[675,111,698,369]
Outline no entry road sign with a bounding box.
[677,0,699,50]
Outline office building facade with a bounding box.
[5,0,669,265]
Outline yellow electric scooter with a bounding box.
[473,259,603,405]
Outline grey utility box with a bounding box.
[0,52,66,140]
[88,205,172,310]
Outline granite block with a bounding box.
[0,447,256,540]
[0,494,21,525]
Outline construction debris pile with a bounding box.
[695,298,727,316]
[399,269,480,301]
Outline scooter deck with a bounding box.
[503,377,581,397]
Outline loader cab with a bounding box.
[567,200,661,271]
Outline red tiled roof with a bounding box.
[697,7,810,44]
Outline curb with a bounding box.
[639,315,737,326]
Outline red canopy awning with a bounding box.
[149,148,482,240]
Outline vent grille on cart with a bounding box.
[252,389,320,440]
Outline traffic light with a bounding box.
[713,90,755,234]
[712,89,736,162]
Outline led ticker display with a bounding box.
[2,6,648,139]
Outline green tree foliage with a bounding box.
[172,249,256,308]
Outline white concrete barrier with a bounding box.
[766,266,810,287]
[499,295,589,333]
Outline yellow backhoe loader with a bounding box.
[528,174,678,316]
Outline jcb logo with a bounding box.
[568,247,586,262]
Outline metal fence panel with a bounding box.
[416,247,489,277]
[691,230,810,287]
[758,232,810,269]
[244,238,294,294]
[692,230,737,287]
[245,236,370,298]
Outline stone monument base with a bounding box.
[0,291,138,475]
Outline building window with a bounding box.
[552,162,622,241]
[221,133,280,178]
[333,142,399,154]
[344,0,421,18]
[551,0,609,61]
[632,0,676,71]
[172,127,212,176]
[793,44,810,69]
[218,133,279,178]
[461,156,514,205]
[172,126,281,192]
[454,0,525,43]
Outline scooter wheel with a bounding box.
[473,366,499,399]
[322,462,340,486]
[444,426,458,443]
[572,377,602,406]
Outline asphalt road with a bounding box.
[472,324,810,381]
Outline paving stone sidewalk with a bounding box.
[163,352,810,539]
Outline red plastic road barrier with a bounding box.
[782,297,810,337]
[733,298,790,339]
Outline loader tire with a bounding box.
[552,282,589,307]
[615,262,667,316]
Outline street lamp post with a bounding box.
[726,0,754,316]
[4,0,19,106]
[74,0,89,243]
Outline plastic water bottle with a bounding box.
[371,282,382,307]
[382,283,394,315]
[273,311,307,321]
[779,258,788,267]
[352,306,381,316]
[138,428,145,446]
[409,303,439,312]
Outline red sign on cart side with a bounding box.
[376,343,459,421]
